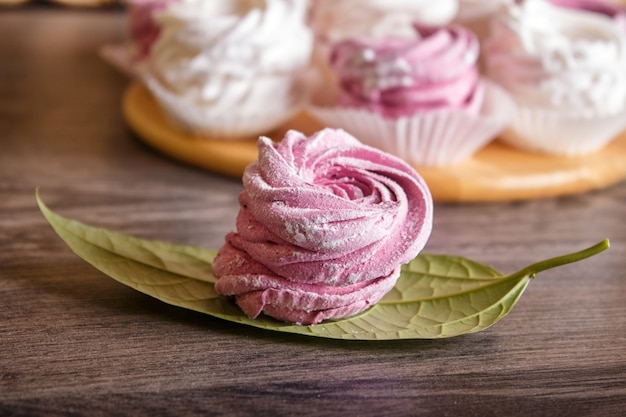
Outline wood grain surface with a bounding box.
[1,6,626,417]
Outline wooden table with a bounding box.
[1,6,625,417]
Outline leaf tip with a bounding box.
[513,238,612,279]
[586,239,610,257]
[35,189,62,232]
[35,187,44,209]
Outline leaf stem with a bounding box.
[509,239,610,280]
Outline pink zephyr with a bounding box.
[213,128,433,325]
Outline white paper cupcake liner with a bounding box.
[144,73,309,141]
[307,79,515,166]
[499,104,626,156]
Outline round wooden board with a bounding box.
[123,81,626,202]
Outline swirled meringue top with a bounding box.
[330,24,484,118]
[213,128,433,324]
[484,0,626,115]
[310,0,459,42]
[147,0,312,110]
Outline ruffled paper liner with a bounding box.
[499,103,626,156]
[143,72,309,141]
[306,79,515,167]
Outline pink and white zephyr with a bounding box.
[484,0,626,116]
[212,128,433,325]
[329,24,484,119]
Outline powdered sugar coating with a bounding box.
[213,128,433,325]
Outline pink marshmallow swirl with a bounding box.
[127,0,175,59]
[213,128,433,325]
[329,24,484,119]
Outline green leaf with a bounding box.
[37,191,610,341]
